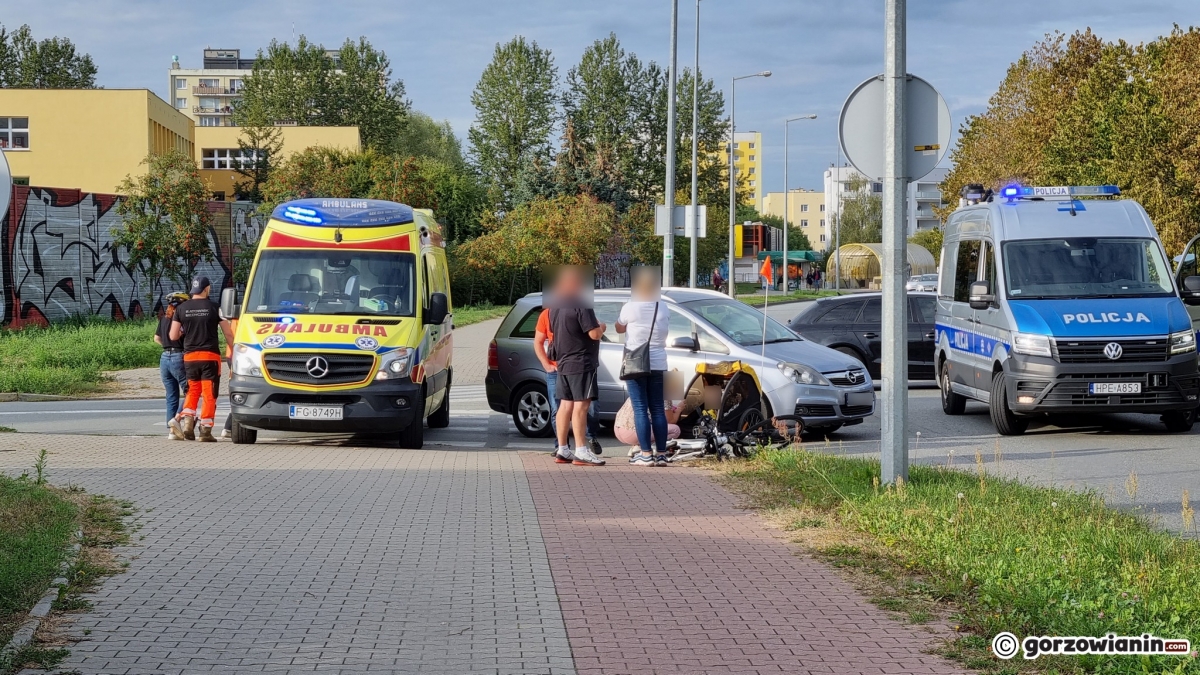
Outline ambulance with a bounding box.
[219,198,452,448]
[936,184,1200,435]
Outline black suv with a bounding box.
[787,292,937,380]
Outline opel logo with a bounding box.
[847,370,863,384]
[1104,342,1123,360]
[306,356,330,378]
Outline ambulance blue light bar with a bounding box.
[271,198,415,227]
[1001,184,1120,201]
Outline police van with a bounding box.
[935,184,1200,435]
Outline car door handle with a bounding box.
[862,332,879,339]
[924,331,936,340]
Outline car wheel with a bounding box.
[940,360,966,415]
[230,418,257,445]
[989,371,1028,436]
[428,383,450,429]
[512,383,554,438]
[1162,408,1196,433]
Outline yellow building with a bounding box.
[761,188,828,251]
[715,131,763,208]
[0,89,193,194]
[194,125,361,200]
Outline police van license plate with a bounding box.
[1089,382,1141,395]
[289,405,344,420]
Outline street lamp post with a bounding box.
[783,114,817,294]
[728,70,771,298]
[663,0,680,286]
[688,0,701,288]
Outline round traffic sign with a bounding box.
[838,74,951,181]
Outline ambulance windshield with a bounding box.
[245,250,417,316]
[1002,238,1174,299]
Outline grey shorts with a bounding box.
[556,371,598,402]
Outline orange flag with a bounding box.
[759,256,773,281]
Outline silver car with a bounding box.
[906,274,938,292]
[485,288,875,437]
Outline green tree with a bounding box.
[232,100,283,203]
[0,23,97,88]
[833,176,882,245]
[908,227,944,259]
[113,150,214,297]
[259,147,437,216]
[562,34,644,179]
[416,158,486,242]
[468,37,559,211]
[392,111,465,166]
[234,36,407,149]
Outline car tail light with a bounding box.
[487,340,499,370]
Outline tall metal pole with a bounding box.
[663,0,680,286]
[881,0,908,484]
[727,76,737,298]
[727,71,770,298]
[783,115,816,294]
[689,0,701,288]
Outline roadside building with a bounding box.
[715,131,763,209]
[169,49,255,128]
[194,126,360,201]
[823,164,949,245]
[760,187,827,251]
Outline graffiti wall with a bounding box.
[1,185,264,327]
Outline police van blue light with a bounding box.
[934,184,1200,435]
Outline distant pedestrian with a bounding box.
[711,267,723,291]
[805,272,814,289]
[534,306,602,456]
[814,269,823,291]
[168,277,234,443]
[154,292,189,437]
[616,269,670,467]
[548,267,606,466]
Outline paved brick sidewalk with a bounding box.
[522,455,968,675]
[0,436,573,674]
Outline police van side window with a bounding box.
[953,240,981,303]
[981,241,997,291]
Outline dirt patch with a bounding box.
[95,368,228,400]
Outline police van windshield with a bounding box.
[246,250,417,316]
[1002,238,1174,299]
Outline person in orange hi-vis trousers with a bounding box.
[167,276,234,442]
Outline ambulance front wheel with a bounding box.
[398,417,424,449]
[230,418,258,445]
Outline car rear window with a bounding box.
[816,299,864,324]
[509,306,542,339]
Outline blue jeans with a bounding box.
[546,370,598,439]
[626,370,667,454]
[160,352,188,422]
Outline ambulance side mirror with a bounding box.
[1183,276,1200,306]
[426,292,449,325]
[220,287,241,319]
[968,280,994,310]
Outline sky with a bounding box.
[10,0,1197,195]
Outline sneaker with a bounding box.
[180,416,196,441]
[220,428,230,439]
[587,436,603,456]
[572,446,606,466]
[554,446,574,464]
[196,424,216,443]
[168,417,187,441]
[653,454,670,467]
[629,453,654,467]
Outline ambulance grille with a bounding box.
[263,353,376,385]
[1052,338,1168,363]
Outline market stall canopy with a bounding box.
[828,243,936,287]
[755,250,822,264]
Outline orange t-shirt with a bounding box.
[535,309,556,368]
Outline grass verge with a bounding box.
[720,448,1200,674]
[0,453,131,674]
[739,289,841,307]
[454,303,511,327]
[0,317,161,395]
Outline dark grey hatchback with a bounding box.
[787,292,937,380]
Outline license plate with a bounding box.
[845,391,874,406]
[288,405,344,420]
[1089,382,1141,395]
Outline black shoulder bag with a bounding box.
[619,301,659,381]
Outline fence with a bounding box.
[1,185,264,327]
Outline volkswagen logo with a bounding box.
[1104,342,1123,360]
[305,356,330,378]
[847,370,863,384]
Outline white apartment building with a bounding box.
[822,164,948,245]
[169,49,256,128]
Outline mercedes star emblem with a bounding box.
[306,356,330,378]
[1103,342,1123,360]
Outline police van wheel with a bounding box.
[940,361,966,415]
[1162,408,1196,433]
[230,419,257,445]
[990,372,1028,436]
[398,419,424,449]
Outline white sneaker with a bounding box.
[220,429,230,439]
[166,432,174,439]
[554,446,574,464]
[571,446,606,466]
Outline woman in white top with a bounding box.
[615,269,671,466]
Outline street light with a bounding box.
[783,114,817,293]
[688,0,701,288]
[727,70,771,298]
